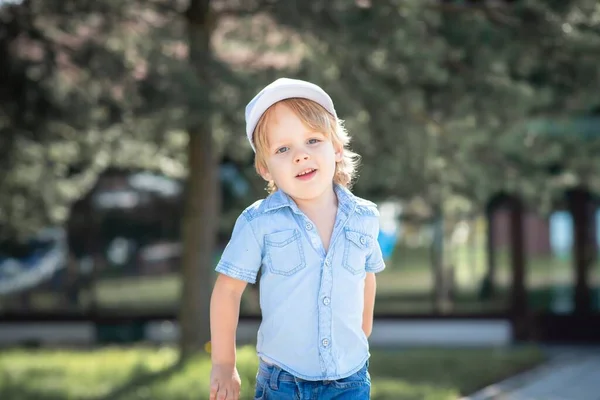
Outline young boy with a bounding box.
[209,78,385,400]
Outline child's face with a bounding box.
[258,103,343,202]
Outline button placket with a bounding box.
[302,218,325,256]
[318,254,334,372]
[315,207,353,376]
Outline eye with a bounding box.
[275,146,289,154]
[308,138,321,144]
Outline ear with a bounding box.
[257,163,272,182]
[334,141,343,163]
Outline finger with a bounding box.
[227,387,238,400]
[209,382,219,400]
[227,384,240,400]
[217,387,227,400]
[227,386,237,400]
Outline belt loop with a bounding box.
[269,365,281,390]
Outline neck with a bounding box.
[293,185,338,215]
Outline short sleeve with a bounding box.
[366,219,386,273]
[215,213,262,284]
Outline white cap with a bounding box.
[244,78,337,152]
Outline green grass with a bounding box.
[0,345,546,400]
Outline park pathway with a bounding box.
[463,347,600,400]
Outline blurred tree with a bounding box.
[265,0,600,209]
[0,0,299,356]
[261,0,600,310]
[0,0,192,241]
[1,0,600,336]
[179,0,215,359]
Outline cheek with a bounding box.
[319,144,339,163]
[266,157,288,176]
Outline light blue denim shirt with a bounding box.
[215,184,386,381]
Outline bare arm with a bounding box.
[362,272,376,338]
[210,273,247,365]
[209,273,248,400]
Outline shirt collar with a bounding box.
[259,184,356,215]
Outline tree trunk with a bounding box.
[509,196,528,339]
[179,0,219,360]
[569,188,592,314]
[481,206,496,300]
[430,206,453,314]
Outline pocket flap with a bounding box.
[344,229,372,249]
[265,229,300,247]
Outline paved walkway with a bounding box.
[464,348,600,400]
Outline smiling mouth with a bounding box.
[296,168,317,177]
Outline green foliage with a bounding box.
[0,0,193,239]
[2,0,600,238]
[266,0,600,214]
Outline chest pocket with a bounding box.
[264,229,306,276]
[343,229,372,275]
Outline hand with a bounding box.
[210,364,241,400]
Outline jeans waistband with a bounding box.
[258,360,297,384]
[257,359,369,387]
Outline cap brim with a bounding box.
[246,82,336,152]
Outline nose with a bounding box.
[294,152,310,164]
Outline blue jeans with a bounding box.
[254,360,371,399]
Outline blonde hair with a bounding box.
[252,98,360,194]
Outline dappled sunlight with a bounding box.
[0,345,544,400]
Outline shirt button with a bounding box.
[305,222,313,230]
[323,297,330,306]
[360,236,366,245]
[325,259,330,266]
[322,338,330,347]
